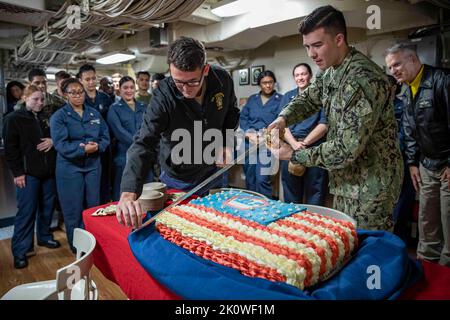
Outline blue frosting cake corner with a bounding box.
[189,189,306,225]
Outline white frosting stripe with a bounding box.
[157,209,307,289]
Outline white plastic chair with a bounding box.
[1,228,98,300]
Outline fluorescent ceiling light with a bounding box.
[96,51,136,65]
[211,0,252,18]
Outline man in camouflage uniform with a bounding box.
[15,68,66,128]
[268,6,403,230]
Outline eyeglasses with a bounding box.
[171,68,205,88]
[67,91,85,96]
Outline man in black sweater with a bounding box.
[116,37,240,228]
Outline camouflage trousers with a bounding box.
[333,195,395,231]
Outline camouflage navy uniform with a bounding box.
[279,48,403,230]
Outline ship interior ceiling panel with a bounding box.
[0,0,448,80]
[0,0,206,80]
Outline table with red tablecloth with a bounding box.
[82,196,450,300]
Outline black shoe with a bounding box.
[14,256,28,269]
[37,239,61,249]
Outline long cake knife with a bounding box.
[130,138,268,233]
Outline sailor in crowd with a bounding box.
[279,63,328,205]
[50,78,110,252]
[107,76,151,201]
[239,70,283,198]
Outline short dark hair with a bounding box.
[136,71,150,79]
[100,76,112,84]
[292,63,312,76]
[61,78,83,93]
[151,73,166,82]
[298,5,347,43]
[119,75,135,88]
[6,81,25,103]
[167,37,206,71]
[28,68,46,82]
[77,64,96,79]
[55,70,71,82]
[257,70,277,85]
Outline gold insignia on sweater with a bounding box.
[212,92,224,110]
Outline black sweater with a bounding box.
[3,108,56,179]
[121,65,240,195]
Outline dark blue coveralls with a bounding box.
[84,90,113,203]
[107,98,152,201]
[50,103,110,248]
[239,91,283,198]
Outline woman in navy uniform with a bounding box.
[3,84,59,269]
[239,70,283,198]
[50,78,110,252]
[78,64,114,204]
[280,63,328,205]
[107,76,150,201]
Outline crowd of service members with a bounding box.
[2,65,165,268]
[2,46,448,270]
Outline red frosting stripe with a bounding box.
[291,212,351,257]
[274,219,340,266]
[188,203,328,276]
[168,206,314,286]
[157,223,286,283]
[301,211,358,247]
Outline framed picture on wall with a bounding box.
[251,65,265,85]
[238,68,249,85]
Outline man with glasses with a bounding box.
[116,37,240,228]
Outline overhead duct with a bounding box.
[149,27,169,48]
[0,1,55,27]
[180,3,222,26]
[2,0,204,68]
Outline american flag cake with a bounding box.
[155,190,358,290]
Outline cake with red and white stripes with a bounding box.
[155,190,358,290]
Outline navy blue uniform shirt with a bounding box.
[240,91,283,131]
[107,98,146,166]
[50,103,110,169]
